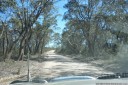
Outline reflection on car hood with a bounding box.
[49,76,96,82]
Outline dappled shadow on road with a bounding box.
[30,52,113,79]
[30,53,73,63]
[29,54,49,63]
[45,55,73,62]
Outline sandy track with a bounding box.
[33,50,113,78]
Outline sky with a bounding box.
[46,0,68,47]
[54,0,67,34]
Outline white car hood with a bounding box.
[10,78,128,85]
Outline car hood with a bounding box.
[10,76,128,85]
[47,78,128,85]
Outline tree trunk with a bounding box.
[40,43,44,54]
[18,29,32,60]
[2,38,5,55]
[87,39,94,57]
[82,29,95,57]
[5,44,14,60]
[18,37,25,61]
[6,51,13,60]
[18,47,24,61]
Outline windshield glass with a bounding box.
[0,0,128,84]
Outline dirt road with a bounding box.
[0,50,113,85]
[32,50,113,78]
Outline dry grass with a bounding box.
[89,44,128,73]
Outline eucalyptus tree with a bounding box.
[0,0,16,13]
[16,0,55,60]
[63,0,128,57]
[63,0,103,56]
[94,0,128,55]
[53,33,61,48]
[0,0,16,60]
[0,0,57,60]
[101,0,128,43]
[61,21,85,54]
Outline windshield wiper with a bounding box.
[97,73,128,79]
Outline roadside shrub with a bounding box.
[115,44,128,72]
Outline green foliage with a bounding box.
[0,0,16,13]
[0,0,58,61]
[53,33,61,48]
[60,21,85,54]
[60,0,128,58]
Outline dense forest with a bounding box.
[0,0,128,62]
[0,0,59,61]
[59,0,128,59]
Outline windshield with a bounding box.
[0,0,128,85]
